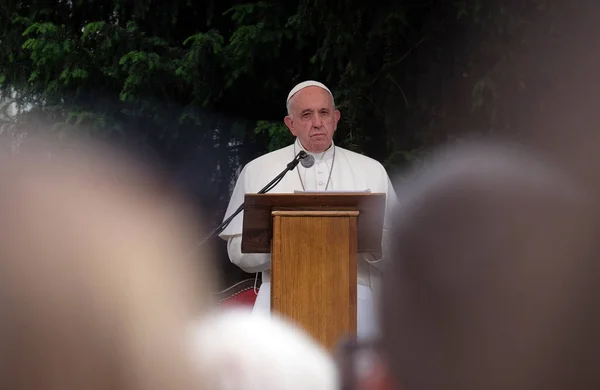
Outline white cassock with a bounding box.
[219,138,397,340]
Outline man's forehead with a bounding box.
[288,89,334,115]
[295,89,333,107]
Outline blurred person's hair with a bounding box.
[381,138,599,389]
[0,137,213,390]
[190,308,339,390]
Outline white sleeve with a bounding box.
[364,168,398,270]
[227,235,271,273]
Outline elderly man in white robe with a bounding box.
[219,80,397,339]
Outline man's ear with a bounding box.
[284,116,296,136]
[333,110,341,130]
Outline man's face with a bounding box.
[284,86,341,153]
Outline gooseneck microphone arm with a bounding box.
[198,151,309,246]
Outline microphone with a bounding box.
[299,152,315,168]
[197,151,306,246]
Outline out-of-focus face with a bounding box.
[284,86,340,153]
[0,139,210,390]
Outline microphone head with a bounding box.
[300,153,315,168]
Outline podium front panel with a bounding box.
[270,210,358,351]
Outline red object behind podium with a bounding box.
[215,279,258,307]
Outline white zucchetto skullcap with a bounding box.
[286,80,333,103]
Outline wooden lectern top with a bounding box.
[241,192,386,255]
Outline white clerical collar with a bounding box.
[295,138,335,161]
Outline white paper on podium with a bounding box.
[294,190,371,194]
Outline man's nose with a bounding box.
[311,114,323,127]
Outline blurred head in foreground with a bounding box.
[372,138,598,390]
[0,137,213,390]
[190,308,339,390]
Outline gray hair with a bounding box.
[382,138,598,390]
[191,308,339,390]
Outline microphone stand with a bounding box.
[197,151,307,246]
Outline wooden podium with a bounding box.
[241,193,386,350]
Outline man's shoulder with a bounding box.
[337,146,387,171]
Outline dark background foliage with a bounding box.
[2,0,574,287]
